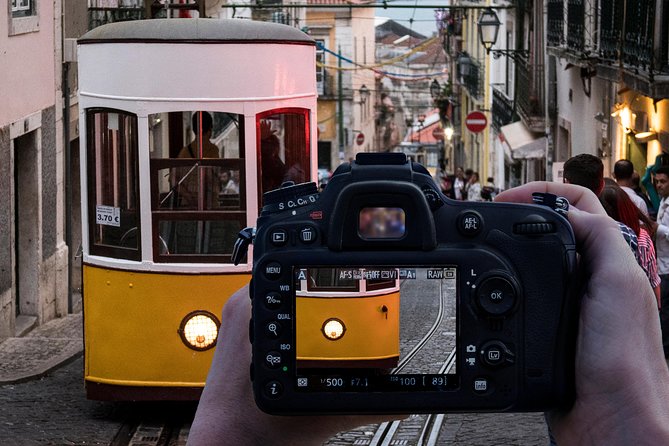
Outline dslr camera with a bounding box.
[241,153,578,415]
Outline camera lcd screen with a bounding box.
[294,266,458,392]
[358,207,406,239]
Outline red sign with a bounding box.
[432,127,445,140]
[465,111,488,133]
[356,132,365,145]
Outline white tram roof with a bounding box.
[78,18,315,46]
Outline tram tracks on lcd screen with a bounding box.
[370,280,457,446]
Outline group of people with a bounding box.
[435,160,498,202]
[563,155,669,317]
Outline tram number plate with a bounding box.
[96,205,121,227]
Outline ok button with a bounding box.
[476,277,517,316]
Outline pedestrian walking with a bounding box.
[650,166,669,360]
[614,159,650,216]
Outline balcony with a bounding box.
[516,59,545,133]
[547,0,669,97]
[492,87,515,132]
[458,55,484,101]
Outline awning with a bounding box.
[500,121,546,159]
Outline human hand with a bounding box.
[188,285,404,446]
[496,182,669,444]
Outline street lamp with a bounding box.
[476,8,528,60]
[477,8,500,52]
[458,52,472,79]
[430,79,441,101]
[359,84,369,105]
[444,126,454,141]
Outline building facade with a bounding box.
[0,0,68,338]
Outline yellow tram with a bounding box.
[295,268,401,369]
[77,18,317,400]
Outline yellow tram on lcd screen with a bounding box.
[77,18,317,400]
[296,268,401,369]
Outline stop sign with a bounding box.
[465,111,488,133]
[432,127,445,140]
[356,132,365,145]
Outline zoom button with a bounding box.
[264,351,283,369]
[266,321,281,338]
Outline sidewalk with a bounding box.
[0,312,83,385]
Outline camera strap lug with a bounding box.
[232,227,256,265]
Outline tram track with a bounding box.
[369,280,457,446]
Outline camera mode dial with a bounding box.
[262,181,319,215]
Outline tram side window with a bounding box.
[149,111,245,262]
[258,110,310,199]
[86,109,140,261]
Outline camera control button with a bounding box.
[299,225,318,244]
[480,341,514,368]
[473,377,492,395]
[264,292,283,310]
[266,321,281,338]
[264,351,283,368]
[477,277,516,316]
[264,262,283,280]
[264,380,284,399]
[270,229,288,246]
[458,211,483,237]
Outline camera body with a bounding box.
[249,153,578,415]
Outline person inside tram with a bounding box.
[259,120,286,194]
[178,111,220,159]
[173,111,220,209]
[187,182,669,446]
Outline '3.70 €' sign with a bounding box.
[96,205,121,227]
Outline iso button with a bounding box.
[476,277,517,316]
[264,262,283,280]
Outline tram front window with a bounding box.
[149,111,245,262]
[86,109,140,261]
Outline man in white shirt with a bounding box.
[614,159,649,215]
[652,166,669,359]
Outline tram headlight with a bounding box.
[178,311,220,351]
[322,318,346,340]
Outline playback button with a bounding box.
[270,229,288,246]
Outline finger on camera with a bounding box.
[495,181,605,216]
